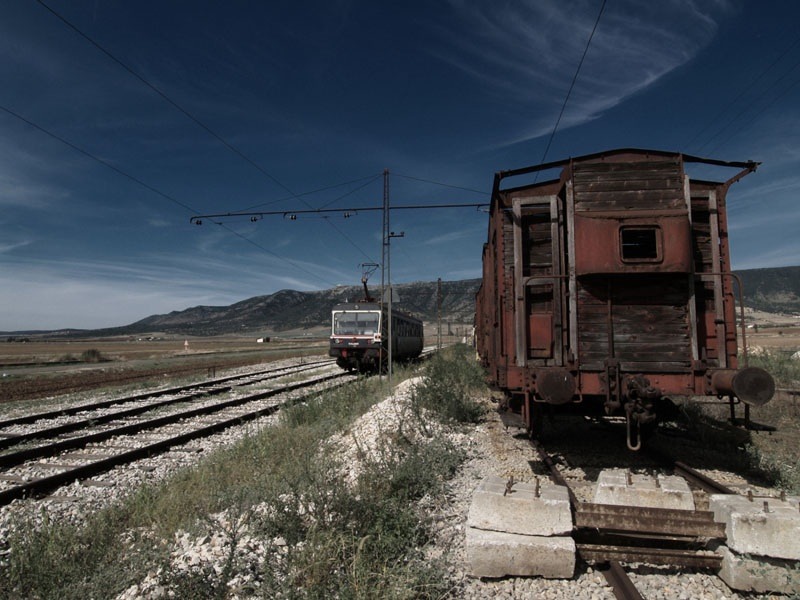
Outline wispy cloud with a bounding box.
[0,239,32,253]
[0,252,342,330]
[0,136,74,209]
[732,238,800,270]
[434,0,735,146]
[422,227,482,246]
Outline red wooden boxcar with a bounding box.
[475,149,774,448]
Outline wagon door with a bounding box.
[568,158,696,374]
[512,195,566,367]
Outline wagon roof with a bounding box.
[494,147,759,194]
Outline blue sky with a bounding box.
[1,1,799,331]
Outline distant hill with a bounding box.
[9,267,798,338]
[736,266,800,314]
[88,279,481,337]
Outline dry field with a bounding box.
[0,335,327,404]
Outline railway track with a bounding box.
[526,419,797,600]
[0,358,334,451]
[0,361,348,506]
[531,439,722,599]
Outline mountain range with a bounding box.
[8,267,799,337]
[92,278,481,337]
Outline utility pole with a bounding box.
[379,169,404,387]
[437,278,442,350]
[387,230,404,386]
[380,169,388,378]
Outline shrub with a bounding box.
[80,348,105,363]
[413,344,485,424]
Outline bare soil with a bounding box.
[0,337,327,404]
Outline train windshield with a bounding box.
[333,311,381,335]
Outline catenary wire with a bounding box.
[0,103,338,288]
[392,173,489,196]
[235,173,382,212]
[535,0,607,180]
[317,173,384,210]
[698,56,800,155]
[685,34,800,153]
[35,0,376,264]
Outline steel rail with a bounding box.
[0,361,332,452]
[672,461,736,495]
[644,445,738,496]
[579,544,721,569]
[575,503,725,538]
[531,440,646,595]
[0,371,345,472]
[601,561,644,600]
[0,374,351,505]
[0,359,333,432]
[530,437,727,578]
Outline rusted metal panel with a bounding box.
[512,199,526,367]
[566,180,578,360]
[573,213,692,274]
[684,175,700,363]
[528,312,553,357]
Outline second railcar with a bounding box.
[475,148,774,449]
[329,302,423,372]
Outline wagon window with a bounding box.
[620,227,661,262]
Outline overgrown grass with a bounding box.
[746,349,800,388]
[1,348,486,599]
[413,344,485,424]
[686,349,800,494]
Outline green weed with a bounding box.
[0,349,485,599]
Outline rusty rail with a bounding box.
[673,461,736,495]
[531,439,726,571]
[601,561,644,600]
[581,544,721,570]
[575,503,725,538]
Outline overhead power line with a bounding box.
[317,173,384,210]
[35,0,377,263]
[392,173,489,196]
[0,103,338,288]
[698,54,800,155]
[236,173,382,212]
[686,34,800,152]
[0,104,196,214]
[35,0,291,196]
[536,0,607,176]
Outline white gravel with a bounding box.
[122,378,771,599]
[0,361,341,542]
[2,368,785,599]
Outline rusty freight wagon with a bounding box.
[475,148,774,449]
